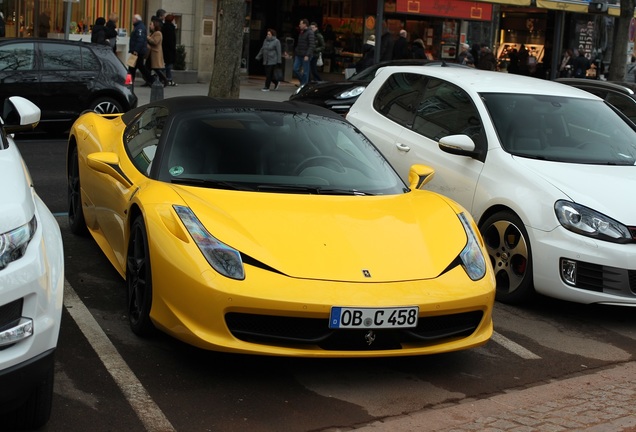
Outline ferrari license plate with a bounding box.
[329,306,419,329]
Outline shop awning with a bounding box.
[537,0,630,16]
[536,0,589,12]
[473,0,532,6]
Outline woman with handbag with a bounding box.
[255,28,282,91]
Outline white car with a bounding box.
[0,97,64,429]
[347,66,636,306]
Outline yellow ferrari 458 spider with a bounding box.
[67,96,495,357]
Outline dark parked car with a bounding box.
[556,78,636,124]
[289,59,466,115]
[0,38,137,132]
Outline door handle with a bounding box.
[396,142,410,152]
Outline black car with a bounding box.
[556,78,636,124]
[0,38,137,132]
[289,59,465,115]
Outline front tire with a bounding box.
[480,211,535,304]
[1,364,54,430]
[126,216,155,336]
[68,145,88,236]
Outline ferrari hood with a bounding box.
[172,188,469,282]
[513,157,636,224]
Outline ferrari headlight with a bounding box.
[555,200,631,243]
[458,212,487,281]
[336,86,366,100]
[0,216,37,270]
[173,206,245,280]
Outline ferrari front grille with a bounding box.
[225,311,484,351]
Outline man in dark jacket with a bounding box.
[105,13,119,53]
[162,14,178,86]
[392,30,409,60]
[91,17,109,45]
[293,19,315,87]
[128,14,153,86]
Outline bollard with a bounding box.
[150,78,164,102]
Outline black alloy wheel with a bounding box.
[126,216,156,336]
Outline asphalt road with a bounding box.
[11,126,636,431]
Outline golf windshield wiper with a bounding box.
[257,184,375,195]
[171,177,253,191]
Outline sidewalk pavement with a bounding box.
[133,75,313,106]
[135,75,636,432]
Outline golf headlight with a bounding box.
[555,200,632,243]
[174,206,245,280]
[336,86,365,99]
[458,212,487,281]
[0,216,37,270]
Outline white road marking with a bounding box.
[63,280,176,431]
[491,331,542,359]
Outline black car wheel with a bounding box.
[480,211,535,304]
[90,97,123,115]
[0,364,54,430]
[68,145,88,236]
[126,215,155,337]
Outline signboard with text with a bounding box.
[396,0,492,21]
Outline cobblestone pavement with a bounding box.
[347,361,636,432]
[136,77,636,432]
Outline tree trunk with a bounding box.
[208,0,245,98]
[608,0,635,81]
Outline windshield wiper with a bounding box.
[257,184,375,195]
[171,177,253,191]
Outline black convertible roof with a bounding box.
[121,96,344,124]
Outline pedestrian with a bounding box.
[410,38,425,59]
[162,14,178,86]
[380,22,394,62]
[128,14,154,87]
[559,48,574,78]
[477,45,496,71]
[156,8,166,22]
[518,44,529,75]
[91,17,109,46]
[392,29,409,60]
[293,18,315,87]
[105,13,119,54]
[38,8,51,37]
[256,28,282,91]
[355,35,375,73]
[147,17,169,86]
[457,43,474,66]
[471,43,481,67]
[309,22,324,82]
[507,48,519,74]
[572,50,591,78]
[0,12,5,38]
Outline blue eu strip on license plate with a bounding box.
[329,306,419,329]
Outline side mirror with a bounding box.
[1,96,40,134]
[438,134,476,156]
[87,152,132,187]
[408,164,435,190]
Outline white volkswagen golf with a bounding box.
[347,65,636,306]
[0,97,64,429]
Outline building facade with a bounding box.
[0,0,627,83]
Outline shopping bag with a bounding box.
[126,53,138,68]
[316,53,323,67]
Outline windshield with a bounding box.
[482,93,636,165]
[161,109,406,195]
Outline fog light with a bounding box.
[0,318,33,347]
[561,259,577,285]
